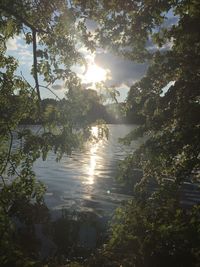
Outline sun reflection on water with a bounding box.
[83,126,102,185]
[91,125,99,139]
[87,144,98,185]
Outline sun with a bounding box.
[83,63,107,84]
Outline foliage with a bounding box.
[89,197,200,267]
[0,1,105,266]
[69,0,200,266]
[1,0,200,266]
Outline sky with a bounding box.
[6,34,148,102]
[6,10,177,103]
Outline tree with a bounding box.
[0,1,103,265]
[70,0,200,266]
[1,0,200,266]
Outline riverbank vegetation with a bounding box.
[0,0,200,266]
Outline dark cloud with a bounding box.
[94,52,147,87]
[51,84,63,90]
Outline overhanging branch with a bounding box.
[32,29,41,105]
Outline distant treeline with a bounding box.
[19,97,144,125]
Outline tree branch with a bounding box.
[39,85,62,100]
[32,29,41,108]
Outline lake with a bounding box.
[34,124,139,219]
[33,123,200,218]
[16,124,200,255]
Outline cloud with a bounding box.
[94,52,147,87]
[162,14,179,28]
[6,38,31,72]
[146,39,174,53]
[18,50,32,57]
[6,35,32,65]
[115,83,130,102]
[161,39,174,50]
[160,81,175,97]
[6,38,18,51]
[6,35,28,51]
[51,84,63,90]
[18,50,33,66]
[85,19,98,32]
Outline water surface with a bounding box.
[34,124,138,217]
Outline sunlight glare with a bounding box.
[91,126,98,139]
[83,64,107,84]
